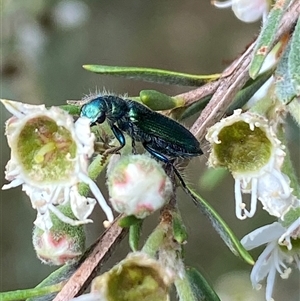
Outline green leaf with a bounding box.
[288,17,300,96]
[185,186,254,265]
[25,264,78,301]
[139,90,184,110]
[83,64,219,86]
[275,39,297,104]
[227,68,274,113]
[249,0,291,79]
[172,210,188,244]
[287,99,300,128]
[185,267,221,301]
[0,284,63,301]
[175,267,220,301]
[129,220,143,251]
[142,224,166,257]
[176,95,211,121]
[174,271,197,301]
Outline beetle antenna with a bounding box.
[172,165,205,213]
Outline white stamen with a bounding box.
[278,218,300,250]
[247,177,258,217]
[272,169,292,198]
[235,179,247,220]
[280,267,291,279]
[79,172,114,223]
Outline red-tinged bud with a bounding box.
[32,204,85,265]
[107,154,173,219]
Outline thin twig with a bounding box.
[176,80,221,106]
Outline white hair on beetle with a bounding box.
[66,88,130,107]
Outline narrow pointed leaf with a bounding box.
[186,267,221,301]
[287,99,300,128]
[78,154,109,196]
[249,0,291,79]
[0,284,63,301]
[176,95,211,121]
[142,224,166,257]
[174,272,197,301]
[129,220,143,251]
[275,39,296,104]
[83,64,220,86]
[186,186,254,265]
[26,264,79,301]
[288,17,300,96]
[227,68,274,113]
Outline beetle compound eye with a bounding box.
[96,113,106,124]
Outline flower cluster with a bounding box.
[206,109,296,220]
[241,210,300,301]
[1,99,114,231]
[206,108,300,300]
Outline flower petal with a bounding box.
[241,222,285,249]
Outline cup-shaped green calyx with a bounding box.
[206,109,284,179]
[205,109,292,220]
[91,252,173,301]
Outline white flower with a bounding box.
[206,109,295,219]
[1,99,114,231]
[241,217,300,301]
[257,172,296,218]
[212,0,270,23]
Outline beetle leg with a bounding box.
[143,143,204,212]
[143,143,188,190]
[143,143,168,162]
[104,125,126,155]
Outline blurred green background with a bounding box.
[0,1,299,300]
